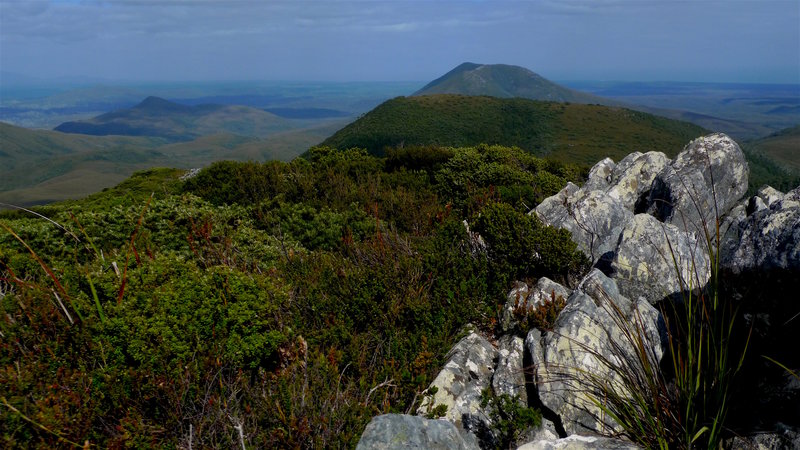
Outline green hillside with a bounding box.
[747,125,800,171]
[414,62,611,105]
[742,124,800,193]
[54,96,297,141]
[0,145,588,448]
[321,94,708,165]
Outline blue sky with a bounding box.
[1,0,798,83]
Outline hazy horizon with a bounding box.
[1,0,798,86]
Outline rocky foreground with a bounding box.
[357,134,800,449]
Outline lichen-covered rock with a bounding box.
[501,278,570,333]
[606,151,669,211]
[517,435,642,450]
[610,213,711,305]
[417,331,498,439]
[356,414,480,450]
[721,186,800,273]
[529,270,664,435]
[646,133,748,234]
[582,157,616,192]
[492,335,526,403]
[535,189,633,262]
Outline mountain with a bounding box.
[413,63,782,140]
[320,94,708,165]
[413,62,612,105]
[54,96,296,141]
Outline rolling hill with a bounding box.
[320,94,708,165]
[54,96,297,141]
[414,62,612,105]
[747,124,800,172]
[0,117,350,206]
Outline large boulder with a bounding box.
[609,213,711,305]
[526,270,664,435]
[417,331,498,444]
[646,133,748,235]
[535,189,633,262]
[721,186,800,273]
[356,414,480,450]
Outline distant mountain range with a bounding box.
[320,94,708,165]
[414,62,613,105]
[54,97,297,141]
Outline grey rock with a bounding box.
[535,189,633,263]
[646,133,748,235]
[721,185,800,273]
[356,414,480,450]
[417,331,498,438]
[492,335,527,403]
[532,270,664,435]
[725,424,800,450]
[502,278,570,333]
[610,214,711,305]
[582,157,616,192]
[517,435,642,450]
[606,151,669,211]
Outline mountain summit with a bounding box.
[414,62,610,104]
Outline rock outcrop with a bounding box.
[534,132,746,305]
[526,270,664,435]
[357,134,799,450]
[721,186,800,273]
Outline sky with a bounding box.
[1,0,798,84]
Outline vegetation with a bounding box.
[413,62,609,105]
[320,94,709,165]
[743,125,800,194]
[0,144,587,448]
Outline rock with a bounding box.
[609,213,711,305]
[501,278,570,333]
[725,424,800,450]
[356,414,479,450]
[535,189,633,263]
[606,151,669,212]
[501,282,532,332]
[646,133,748,235]
[517,434,642,450]
[417,331,498,443]
[582,157,616,192]
[721,186,800,274]
[492,335,527,403]
[533,182,580,231]
[530,270,664,435]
